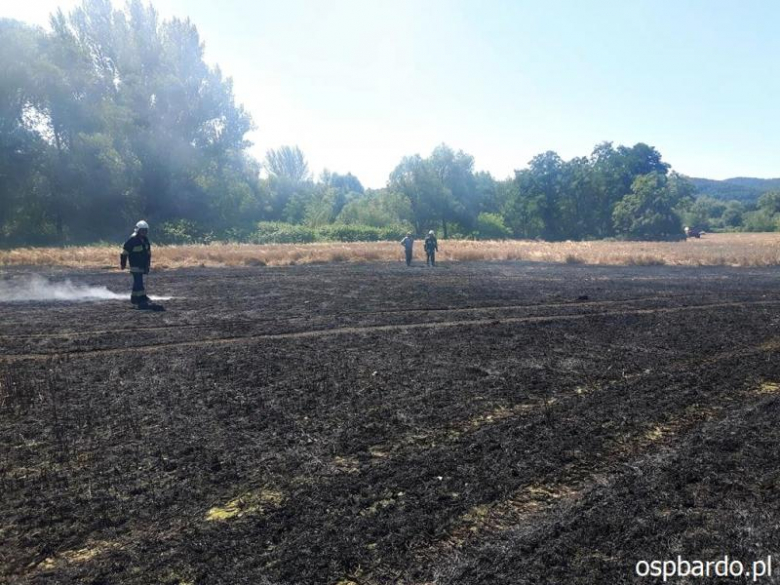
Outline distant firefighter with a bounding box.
[121,220,152,308]
[400,232,414,266]
[424,230,438,266]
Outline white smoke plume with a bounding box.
[0,275,170,302]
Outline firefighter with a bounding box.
[400,232,414,266]
[424,230,438,266]
[120,220,152,308]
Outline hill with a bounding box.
[690,177,780,203]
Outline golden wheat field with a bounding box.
[1,233,779,269]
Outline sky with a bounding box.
[5,0,780,188]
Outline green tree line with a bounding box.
[1,1,773,246]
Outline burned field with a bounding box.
[2,261,780,584]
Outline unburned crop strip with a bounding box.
[33,540,124,574]
[3,233,780,268]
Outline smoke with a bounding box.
[0,275,170,303]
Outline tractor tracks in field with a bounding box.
[0,292,723,339]
[0,322,203,339]
[1,298,779,363]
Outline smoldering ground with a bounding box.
[0,275,170,302]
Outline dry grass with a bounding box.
[1,233,780,270]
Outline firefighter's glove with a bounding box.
[120,255,126,270]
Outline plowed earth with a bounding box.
[2,261,780,584]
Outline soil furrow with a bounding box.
[2,298,779,362]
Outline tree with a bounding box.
[321,170,364,195]
[0,0,257,244]
[388,154,451,235]
[758,190,780,215]
[474,171,501,213]
[680,196,725,231]
[0,20,52,243]
[336,189,412,228]
[317,170,364,219]
[302,188,337,228]
[503,151,566,239]
[590,142,670,238]
[721,201,744,229]
[428,144,477,234]
[386,144,481,237]
[0,17,713,250]
[612,172,692,240]
[555,156,601,240]
[265,145,310,183]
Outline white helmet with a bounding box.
[135,220,149,231]
[428,230,434,235]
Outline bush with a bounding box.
[251,222,411,244]
[317,224,383,242]
[474,213,511,240]
[218,226,255,242]
[251,222,316,244]
[741,211,778,232]
[443,222,471,239]
[157,219,214,245]
[318,223,411,242]
[377,225,412,241]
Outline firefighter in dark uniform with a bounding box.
[400,232,414,266]
[424,230,438,266]
[121,220,152,307]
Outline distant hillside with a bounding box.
[689,177,780,203]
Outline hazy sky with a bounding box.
[6,0,780,187]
